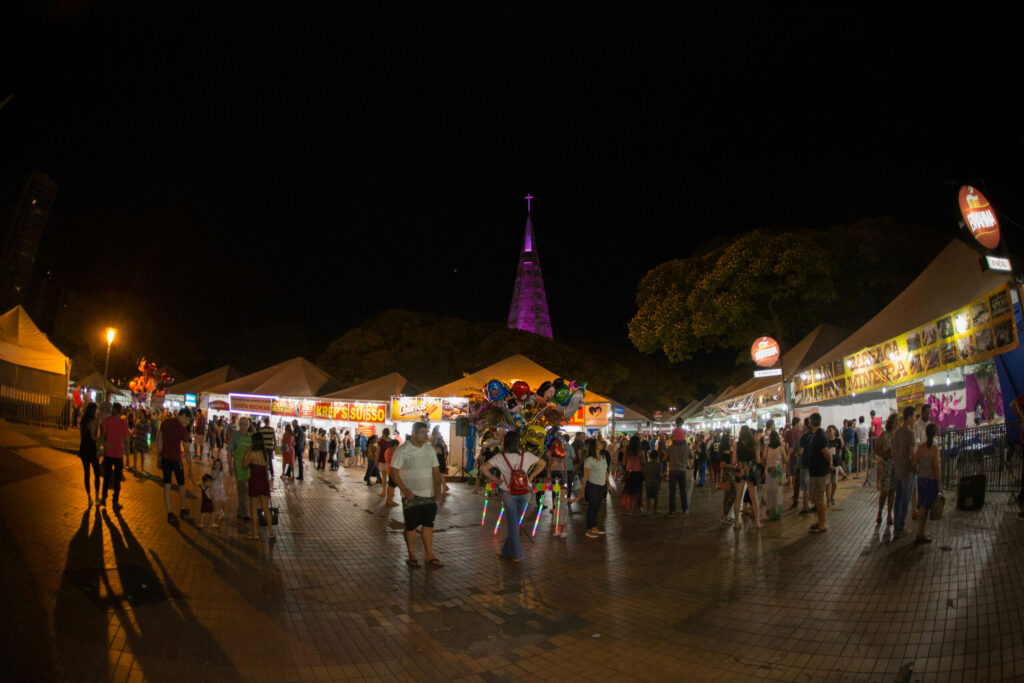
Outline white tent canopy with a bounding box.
[0,305,69,376]
[421,354,612,404]
[170,365,241,395]
[204,357,340,397]
[322,372,413,402]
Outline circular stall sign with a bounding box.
[959,186,1000,249]
[751,337,781,367]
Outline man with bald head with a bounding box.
[228,417,253,520]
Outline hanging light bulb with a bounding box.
[882,387,887,394]
[946,374,951,386]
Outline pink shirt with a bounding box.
[102,416,131,459]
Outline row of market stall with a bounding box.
[678,239,1024,437]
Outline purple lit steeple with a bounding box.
[507,194,553,338]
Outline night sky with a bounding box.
[3,4,1022,361]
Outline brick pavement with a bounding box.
[1,420,1023,682]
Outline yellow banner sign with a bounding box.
[795,284,1017,404]
[391,397,443,422]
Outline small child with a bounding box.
[198,474,216,529]
[643,450,661,516]
[210,458,227,520]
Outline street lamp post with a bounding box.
[103,328,116,390]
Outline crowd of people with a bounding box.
[75,395,949,571]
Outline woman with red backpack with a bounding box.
[481,431,547,562]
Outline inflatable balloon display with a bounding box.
[511,380,531,402]
[523,425,545,449]
[562,388,585,417]
[485,379,510,403]
[553,385,571,405]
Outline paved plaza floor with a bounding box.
[1,421,1023,682]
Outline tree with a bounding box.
[629,218,949,367]
[629,230,837,362]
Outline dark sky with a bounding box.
[3,3,1022,360]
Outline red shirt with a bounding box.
[160,417,187,461]
[102,416,131,459]
[870,417,883,437]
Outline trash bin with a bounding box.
[956,473,986,510]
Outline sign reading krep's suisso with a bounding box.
[751,337,781,367]
[959,185,1000,249]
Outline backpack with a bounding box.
[502,453,530,495]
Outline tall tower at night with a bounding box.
[507,194,553,338]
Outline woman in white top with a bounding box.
[571,439,610,538]
[481,432,546,562]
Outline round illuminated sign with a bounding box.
[959,186,1000,249]
[751,337,781,368]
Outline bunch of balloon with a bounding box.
[127,357,176,408]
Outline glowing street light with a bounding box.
[103,328,116,386]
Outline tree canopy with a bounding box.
[629,218,948,364]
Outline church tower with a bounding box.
[507,194,553,338]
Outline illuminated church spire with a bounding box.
[507,194,553,338]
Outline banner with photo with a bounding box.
[794,283,1017,404]
[391,396,443,422]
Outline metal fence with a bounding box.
[0,394,71,429]
[939,421,1022,495]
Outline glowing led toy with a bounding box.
[481,482,493,526]
[518,499,530,527]
[554,483,562,531]
[531,482,547,537]
[493,500,505,535]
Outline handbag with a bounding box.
[258,507,280,526]
[930,492,945,521]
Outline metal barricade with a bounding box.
[939,421,1022,493]
[0,394,71,429]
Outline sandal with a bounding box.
[424,558,444,567]
[246,534,260,540]
[405,558,421,567]
[809,526,827,534]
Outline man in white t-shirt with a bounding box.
[854,416,870,479]
[390,422,445,568]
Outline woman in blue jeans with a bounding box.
[572,439,609,538]
[481,432,546,562]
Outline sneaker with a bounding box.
[585,531,599,539]
[593,529,606,535]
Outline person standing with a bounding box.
[763,426,787,520]
[481,431,546,562]
[281,424,296,479]
[292,420,305,481]
[377,428,397,501]
[875,413,898,526]
[100,403,131,510]
[733,425,763,528]
[155,408,193,524]
[891,407,917,536]
[390,422,445,568]
[620,436,644,514]
[806,413,831,534]
[854,415,870,480]
[259,417,276,478]
[130,408,150,472]
[363,434,380,485]
[228,417,253,521]
[193,409,207,461]
[664,430,692,516]
[912,422,942,543]
[785,417,804,508]
[572,439,610,538]
[869,409,883,458]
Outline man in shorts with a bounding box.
[806,412,832,533]
[390,422,445,568]
[155,408,193,524]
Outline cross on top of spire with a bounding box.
[524,194,533,214]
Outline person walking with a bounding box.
[785,417,805,508]
[572,439,610,538]
[481,431,546,562]
[130,408,150,472]
[891,407,917,536]
[720,433,738,525]
[99,403,131,510]
[431,426,451,493]
[292,420,305,481]
[390,422,446,568]
[913,422,942,543]
[155,408,193,524]
[78,403,101,503]
[259,417,276,478]
[855,415,870,480]
[733,425,763,528]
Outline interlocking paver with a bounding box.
[2,420,1023,681]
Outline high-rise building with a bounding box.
[0,170,57,312]
[507,194,553,338]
